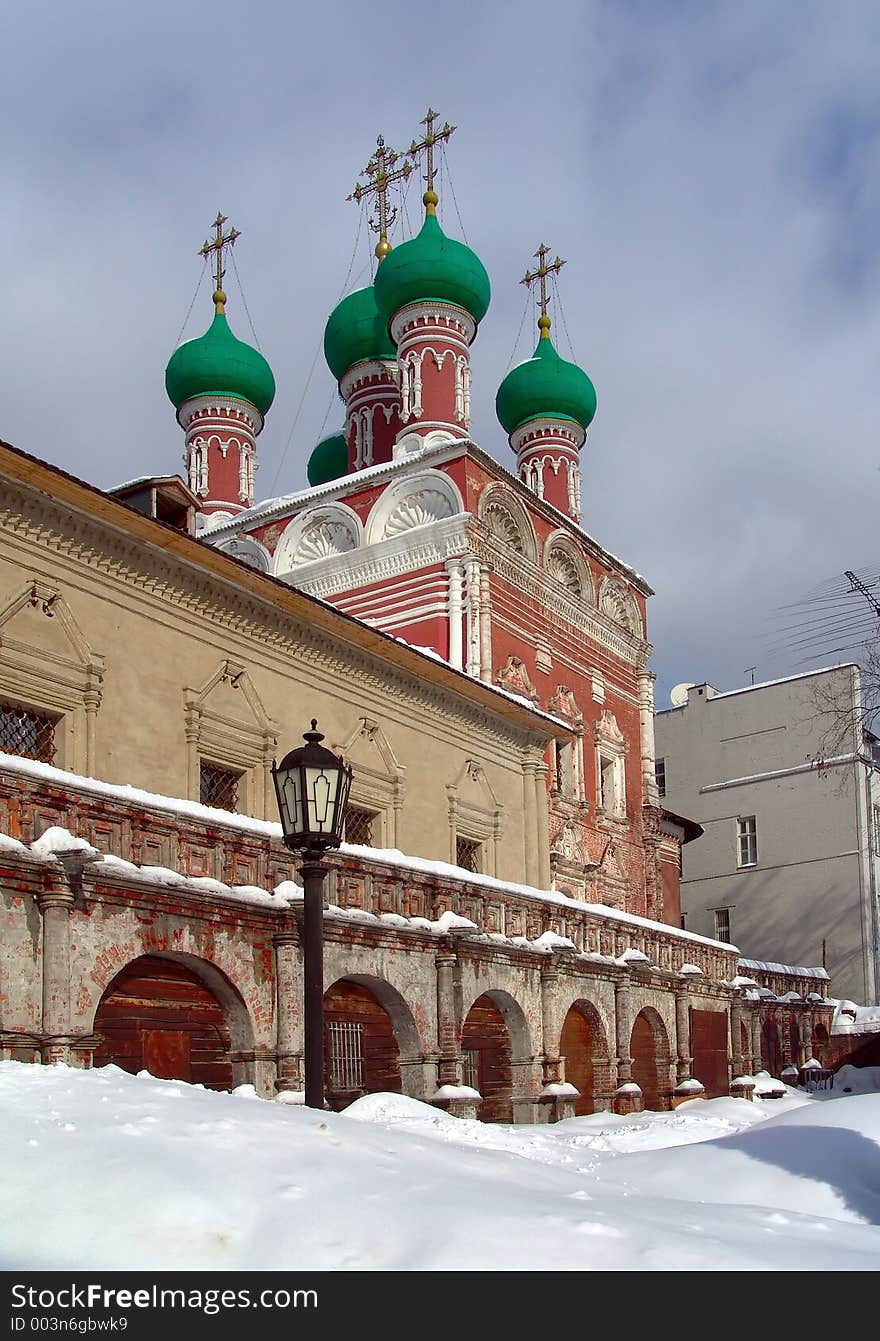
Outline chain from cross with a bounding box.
[520,243,566,337]
[199,213,241,314]
[408,107,455,214]
[347,136,414,261]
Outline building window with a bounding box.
[714,908,731,943]
[199,761,242,812]
[456,835,482,873]
[655,757,666,798]
[0,705,57,763]
[737,815,758,867]
[599,753,625,816]
[554,740,575,796]
[344,805,379,847]
[328,1021,364,1091]
[873,804,880,855]
[461,1049,479,1091]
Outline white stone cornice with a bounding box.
[339,359,398,400]
[511,418,585,455]
[177,395,263,436]
[390,303,475,347]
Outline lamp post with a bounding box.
[271,719,352,1109]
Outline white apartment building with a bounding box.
[655,665,880,1003]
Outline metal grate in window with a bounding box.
[461,1048,479,1091]
[344,805,376,847]
[0,706,56,763]
[456,835,481,873]
[328,1020,363,1091]
[199,762,240,812]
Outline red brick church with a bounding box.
[0,113,834,1119]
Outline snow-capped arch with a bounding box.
[273,502,364,576]
[214,534,271,573]
[365,469,463,544]
[478,483,537,563]
[599,576,643,638]
[543,530,595,603]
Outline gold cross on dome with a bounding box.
[199,212,240,315]
[521,243,566,338]
[408,107,455,215]
[348,135,414,262]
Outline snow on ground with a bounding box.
[1,1062,879,1271]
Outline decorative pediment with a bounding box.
[495,655,538,703]
[365,470,464,545]
[448,757,501,811]
[273,503,363,576]
[600,840,623,882]
[295,516,358,561]
[552,818,587,865]
[335,717,405,786]
[548,684,583,726]
[599,577,642,637]
[184,661,276,746]
[384,488,455,537]
[546,546,580,593]
[595,707,626,750]
[0,580,103,674]
[544,533,595,604]
[215,536,270,572]
[478,486,537,562]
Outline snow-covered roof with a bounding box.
[0,750,735,954]
[203,436,653,595]
[739,957,829,981]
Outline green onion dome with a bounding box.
[307,430,348,487]
[374,212,491,328]
[165,311,276,416]
[323,284,396,381]
[495,332,596,436]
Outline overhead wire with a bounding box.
[504,286,533,373]
[440,143,469,244]
[172,258,208,349]
[550,270,578,363]
[229,247,262,351]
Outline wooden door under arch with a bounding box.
[94,955,233,1090]
[560,1005,601,1116]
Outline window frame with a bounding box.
[736,815,758,868]
[343,803,380,848]
[199,758,244,813]
[655,756,666,798]
[0,701,59,765]
[455,834,483,874]
[714,907,731,943]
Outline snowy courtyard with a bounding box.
[1,1061,879,1271]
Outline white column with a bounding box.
[446,559,465,671]
[639,670,659,806]
[465,559,481,677]
[479,567,492,683]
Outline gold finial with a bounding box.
[348,135,414,262]
[409,107,455,216]
[199,212,241,314]
[520,243,566,338]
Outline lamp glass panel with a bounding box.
[306,767,333,833]
[279,768,304,835]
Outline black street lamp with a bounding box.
[272,719,352,1109]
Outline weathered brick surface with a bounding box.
[0,766,839,1113]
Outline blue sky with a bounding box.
[1,1,879,702]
